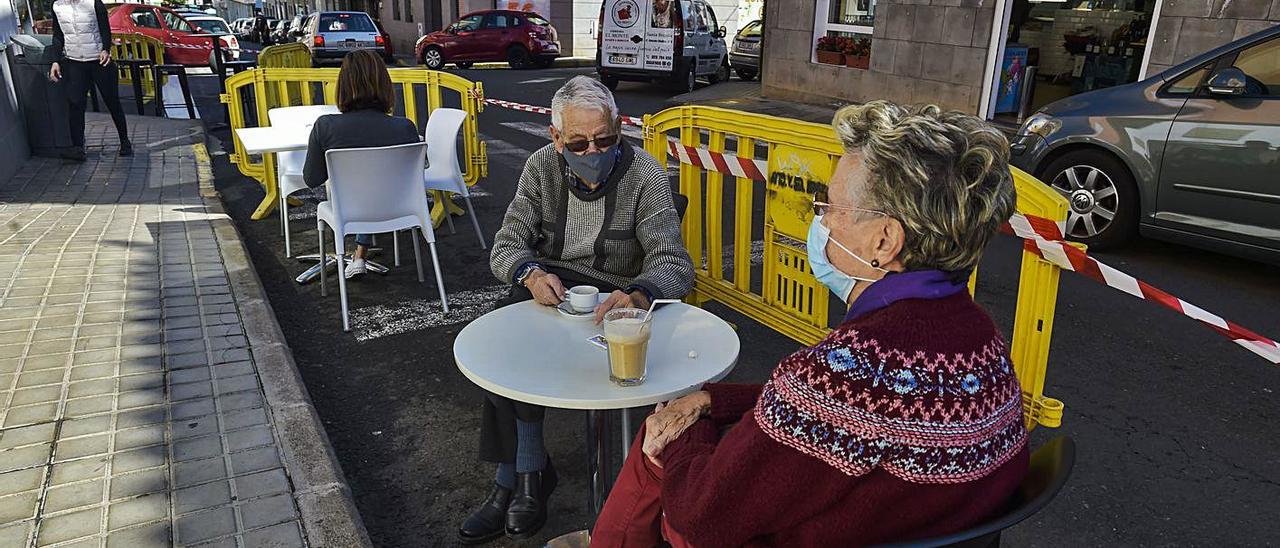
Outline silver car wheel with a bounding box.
[425,49,443,68]
[1051,164,1119,239]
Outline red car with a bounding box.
[108,3,230,66]
[415,10,559,70]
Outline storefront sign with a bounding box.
[496,0,550,17]
[766,145,832,239]
[601,0,676,71]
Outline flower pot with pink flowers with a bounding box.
[815,36,845,65]
[844,37,872,69]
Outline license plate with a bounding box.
[339,40,369,49]
[609,53,636,65]
[738,42,758,52]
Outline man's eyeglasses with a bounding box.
[563,134,621,154]
[811,190,886,218]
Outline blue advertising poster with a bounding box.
[996,46,1028,114]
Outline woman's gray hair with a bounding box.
[551,76,620,130]
[832,101,1016,273]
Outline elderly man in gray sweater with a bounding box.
[459,76,693,543]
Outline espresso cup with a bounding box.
[568,285,599,313]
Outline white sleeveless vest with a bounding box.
[53,0,104,62]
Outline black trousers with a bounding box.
[478,266,621,464]
[63,59,129,148]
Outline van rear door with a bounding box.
[600,0,677,74]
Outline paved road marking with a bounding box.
[518,77,564,84]
[350,284,510,341]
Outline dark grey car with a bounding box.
[1010,25,1280,265]
[729,20,761,81]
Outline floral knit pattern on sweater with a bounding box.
[755,324,1027,484]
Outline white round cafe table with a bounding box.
[454,299,740,519]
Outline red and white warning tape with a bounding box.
[480,95,1280,363]
[481,98,644,126]
[1004,213,1280,364]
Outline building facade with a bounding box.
[761,0,1280,119]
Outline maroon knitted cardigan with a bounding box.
[658,292,1029,547]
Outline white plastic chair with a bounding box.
[268,105,339,257]
[316,141,449,332]
[422,108,486,249]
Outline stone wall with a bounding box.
[1147,0,1279,75]
[762,0,993,113]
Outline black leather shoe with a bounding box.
[60,148,86,162]
[506,460,557,539]
[119,141,133,157]
[458,483,511,545]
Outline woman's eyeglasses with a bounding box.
[563,134,621,154]
[812,190,886,218]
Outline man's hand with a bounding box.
[524,269,565,306]
[98,50,111,66]
[594,290,651,324]
[49,62,62,82]
[642,391,712,467]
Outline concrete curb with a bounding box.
[192,142,374,548]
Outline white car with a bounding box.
[230,18,253,39]
[185,15,242,60]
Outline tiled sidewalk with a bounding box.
[0,115,365,547]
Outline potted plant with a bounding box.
[815,36,845,65]
[844,37,872,69]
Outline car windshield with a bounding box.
[526,15,550,26]
[319,13,375,32]
[740,21,761,38]
[191,19,230,34]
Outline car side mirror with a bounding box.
[716,26,726,38]
[1206,67,1247,96]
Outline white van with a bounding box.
[596,0,730,92]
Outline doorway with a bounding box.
[985,0,1157,126]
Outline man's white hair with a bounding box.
[551,76,619,130]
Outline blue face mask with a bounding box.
[563,144,618,185]
[807,215,886,302]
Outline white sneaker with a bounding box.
[344,258,367,279]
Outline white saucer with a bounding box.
[556,294,605,320]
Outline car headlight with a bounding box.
[1020,113,1060,139]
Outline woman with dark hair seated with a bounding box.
[303,49,420,278]
[591,101,1030,547]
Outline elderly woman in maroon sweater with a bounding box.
[591,101,1029,547]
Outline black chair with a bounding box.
[151,64,195,118]
[876,437,1076,548]
[116,58,155,115]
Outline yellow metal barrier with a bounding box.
[220,67,487,221]
[111,33,164,100]
[644,105,1068,430]
[256,42,311,68]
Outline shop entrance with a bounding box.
[987,0,1156,126]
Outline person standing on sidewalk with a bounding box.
[48,0,133,161]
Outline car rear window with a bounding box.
[526,15,550,26]
[319,13,375,32]
[191,19,230,34]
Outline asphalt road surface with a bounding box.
[187,65,1280,547]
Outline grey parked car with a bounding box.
[1010,25,1280,265]
[729,19,761,81]
[301,11,384,66]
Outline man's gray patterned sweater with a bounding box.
[490,141,694,300]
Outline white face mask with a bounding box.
[807,215,887,302]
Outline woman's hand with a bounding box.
[98,50,111,66]
[642,391,711,466]
[49,62,62,82]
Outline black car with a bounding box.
[729,20,761,80]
